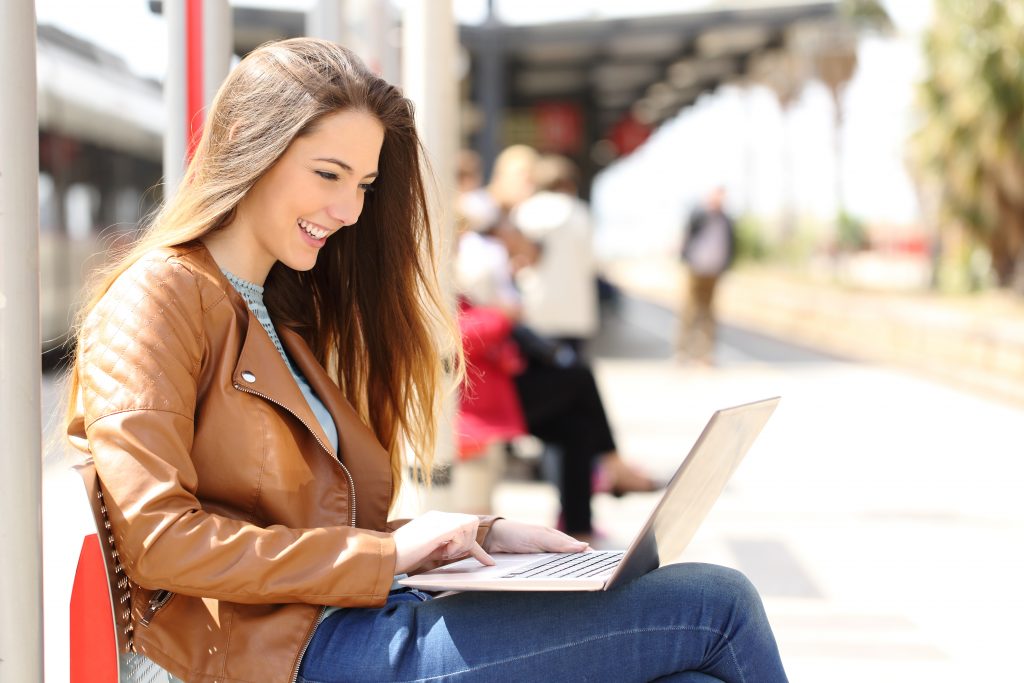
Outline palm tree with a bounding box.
[911,0,1024,291]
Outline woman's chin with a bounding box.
[281,252,320,272]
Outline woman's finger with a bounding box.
[543,528,590,552]
[467,541,495,566]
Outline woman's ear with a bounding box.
[227,120,242,142]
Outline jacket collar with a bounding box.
[182,241,337,455]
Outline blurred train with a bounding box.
[37,25,164,366]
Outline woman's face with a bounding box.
[230,109,384,281]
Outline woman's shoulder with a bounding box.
[79,244,220,418]
[114,241,228,311]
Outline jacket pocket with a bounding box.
[139,589,175,626]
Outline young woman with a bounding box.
[65,38,788,682]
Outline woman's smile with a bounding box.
[298,217,332,247]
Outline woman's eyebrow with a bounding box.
[314,157,379,179]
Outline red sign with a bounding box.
[534,102,583,154]
[608,114,652,156]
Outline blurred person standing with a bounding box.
[678,185,736,365]
[513,154,599,355]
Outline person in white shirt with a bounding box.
[512,155,599,354]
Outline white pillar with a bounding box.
[203,0,233,107]
[163,0,188,198]
[306,0,348,44]
[403,0,459,508]
[164,0,232,200]
[402,0,459,242]
[340,0,400,81]
[0,1,43,681]
[367,0,400,83]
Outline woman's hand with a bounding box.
[481,519,591,555]
[393,510,495,575]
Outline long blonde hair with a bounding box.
[64,38,461,501]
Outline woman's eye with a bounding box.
[315,170,339,181]
[359,183,376,193]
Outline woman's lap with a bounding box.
[297,563,786,683]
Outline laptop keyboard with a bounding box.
[501,551,625,579]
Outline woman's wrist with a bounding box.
[480,517,505,553]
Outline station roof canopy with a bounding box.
[153,0,843,163]
[459,0,840,152]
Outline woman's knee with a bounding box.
[651,562,765,615]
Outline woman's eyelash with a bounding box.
[314,170,374,192]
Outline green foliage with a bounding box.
[910,0,1024,290]
[733,214,769,262]
[840,0,894,33]
[935,240,996,294]
[836,211,869,251]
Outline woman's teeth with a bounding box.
[298,218,328,239]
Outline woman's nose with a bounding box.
[326,191,363,227]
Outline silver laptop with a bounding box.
[400,396,780,592]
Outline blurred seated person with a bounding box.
[455,155,657,538]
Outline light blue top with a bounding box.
[222,269,339,454]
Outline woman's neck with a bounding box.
[202,222,274,286]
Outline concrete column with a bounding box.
[306,0,348,44]
[472,41,504,181]
[402,0,459,507]
[164,0,231,200]
[403,0,459,212]
[473,15,505,181]
[0,1,43,681]
[203,0,232,107]
[163,0,187,197]
[343,0,400,82]
[367,0,400,83]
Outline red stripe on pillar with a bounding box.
[186,0,204,160]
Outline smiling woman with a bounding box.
[202,110,384,281]
[62,37,788,683]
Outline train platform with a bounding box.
[40,265,1023,681]
[605,256,1024,405]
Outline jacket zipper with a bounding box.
[290,606,327,683]
[233,382,358,527]
[139,588,174,626]
[236,381,359,683]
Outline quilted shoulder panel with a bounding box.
[79,252,207,426]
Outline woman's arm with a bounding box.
[76,256,395,607]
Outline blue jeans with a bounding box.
[297,563,788,683]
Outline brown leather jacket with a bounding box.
[68,242,495,682]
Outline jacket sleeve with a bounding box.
[76,256,395,608]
